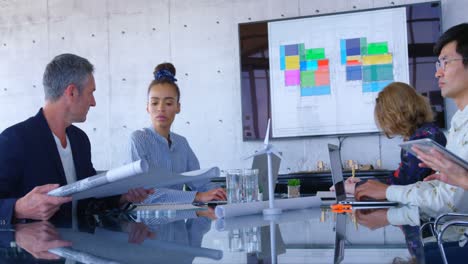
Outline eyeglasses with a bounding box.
[435,57,468,71]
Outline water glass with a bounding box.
[242,169,259,202]
[228,227,261,253]
[244,226,261,253]
[228,229,244,251]
[226,169,242,203]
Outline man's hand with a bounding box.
[120,188,155,205]
[355,209,390,230]
[15,221,72,260]
[194,188,227,203]
[413,146,468,190]
[354,180,388,201]
[14,184,72,221]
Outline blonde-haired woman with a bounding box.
[374,81,446,185]
[340,82,447,194]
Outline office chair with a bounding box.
[420,213,468,241]
[420,212,468,264]
[436,219,468,264]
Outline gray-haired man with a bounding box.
[0,54,151,224]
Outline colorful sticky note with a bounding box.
[280,46,285,70]
[346,66,362,81]
[367,42,389,55]
[346,38,361,56]
[285,44,299,56]
[285,70,300,86]
[300,71,315,87]
[363,64,393,82]
[301,86,331,96]
[306,48,325,60]
[315,69,330,86]
[317,59,329,69]
[362,80,392,93]
[362,54,393,65]
[285,56,300,70]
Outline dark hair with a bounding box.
[43,53,94,101]
[434,23,468,67]
[374,82,434,138]
[147,62,180,102]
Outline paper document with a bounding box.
[48,160,149,197]
[72,167,220,200]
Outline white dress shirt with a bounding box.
[387,106,468,220]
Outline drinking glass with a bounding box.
[242,168,259,202]
[226,169,242,203]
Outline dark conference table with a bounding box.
[2,203,456,264]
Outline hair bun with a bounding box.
[153,62,177,82]
[154,69,177,82]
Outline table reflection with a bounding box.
[1,203,465,264]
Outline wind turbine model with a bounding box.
[245,119,283,215]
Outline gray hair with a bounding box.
[42,53,94,101]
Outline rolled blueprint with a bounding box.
[73,166,220,200]
[214,196,321,218]
[48,159,149,197]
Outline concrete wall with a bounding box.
[0,0,466,172]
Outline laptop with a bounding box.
[333,213,346,264]
[328,144,398,208]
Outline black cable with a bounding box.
[337,136,347,170]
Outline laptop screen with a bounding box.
[328,144,347,202]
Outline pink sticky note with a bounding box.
[285,70,300,86]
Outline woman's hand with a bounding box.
[194,188,227,202]
[355,209,390,230]
[329,177,361,195]
[355,180,389,200]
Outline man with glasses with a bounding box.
[436,57,468,72]
[355,23,468,218]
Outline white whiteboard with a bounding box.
[268,7,409,138]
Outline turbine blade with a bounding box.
[264,119,271,145]
[242,149,268,160]
[271,149,283,159]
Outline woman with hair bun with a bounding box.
[129,62,226,204]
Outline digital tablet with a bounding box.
[399,138,468,170]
